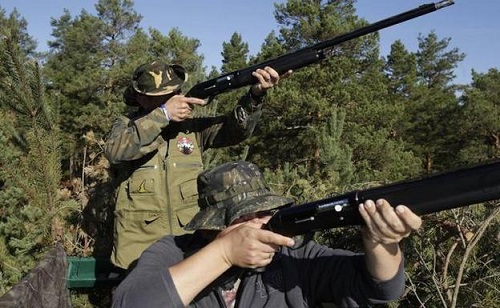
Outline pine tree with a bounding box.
[401,32,465,173]
[456,69,500,163]
[43,0,142,176]
[0,7,37,55]
[221,33,249,74]
[385,40,417,97]
[251,0,419,185]
[0,35,77,293]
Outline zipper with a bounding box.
[164,159,174,235]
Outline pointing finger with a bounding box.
[184,97,206,106]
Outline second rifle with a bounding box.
[186,0,455,101]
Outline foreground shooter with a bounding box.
[112,161,422,307]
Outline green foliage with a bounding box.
[0,7,37,54]
[385,40,417,96]
[221,33,249,73]
[455,69,500,164]
[416,32,465,89]
[148,27,205,86]
[1,0,500,306]
[0,35,78,293]
[385,32,467,173]
[43,0,139,174]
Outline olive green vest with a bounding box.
[111,132,203,269]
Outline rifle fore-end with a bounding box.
[266,161,500,237]
[186,49,322,99]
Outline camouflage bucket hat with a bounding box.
[184,161,293,231]
[124,61,188,106]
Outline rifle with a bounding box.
[265,160,500,237]
[186,0,455,101]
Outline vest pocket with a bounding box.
[123,164,165,212]
[128,165,159,196]
[179,178,198,204]
[113,210,169,269]
[174,179,199,227]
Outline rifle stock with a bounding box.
[266,160,500,237]
[186,0,455,100]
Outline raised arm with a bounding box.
[359,199,422,280]
[169,220,295,306]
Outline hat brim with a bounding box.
[184,193,293,231]
[124,64,188,106]
[141,84,183,96]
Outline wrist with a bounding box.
[363,236,400,255]
[160,103,170,122]
[249,86,265,99]
[250,85,263,96]
[213,237,234,269]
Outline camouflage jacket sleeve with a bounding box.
[104,108,168,164]
[105,90,264,164]
[195,89,265,151]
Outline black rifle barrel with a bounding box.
[266,160,500,237]
[186,0,455,99]
[312,0,454,51]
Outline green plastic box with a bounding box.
[66,256,124,288]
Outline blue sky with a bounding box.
[1,0,499,85]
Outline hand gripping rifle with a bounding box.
[265,160,500,237]
[186,0,455,101]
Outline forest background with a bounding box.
[0,0,499,307]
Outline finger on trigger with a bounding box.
[261,230,294,247]
[188,98,205,106]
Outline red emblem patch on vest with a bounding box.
[177,137,194,155]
